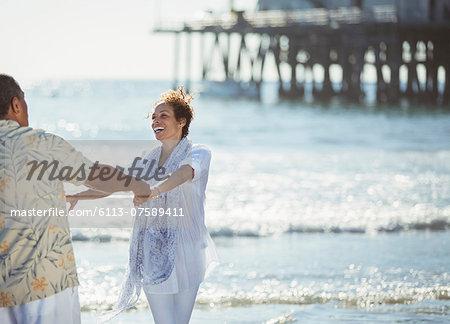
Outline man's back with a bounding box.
[0,119,92,307]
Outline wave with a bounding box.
[71,220,450,242]
[79,286,450,313]
[195,289,450,308]
[284,219,450,235]
[210,219,449,237]
[265,312,297,324]
[71,229,130,242]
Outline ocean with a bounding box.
[24,79,450,323]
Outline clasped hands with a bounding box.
[133,185,157,206]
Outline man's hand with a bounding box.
[133,194,151,206]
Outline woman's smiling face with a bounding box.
[151,102,184,141]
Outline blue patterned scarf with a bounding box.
[100,137,192,322]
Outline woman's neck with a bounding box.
[160,138,181,157]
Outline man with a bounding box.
[0,74,151,323]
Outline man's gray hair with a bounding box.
[0,74,23,117]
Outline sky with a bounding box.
[2,0,434,85]
[0,0,257,82]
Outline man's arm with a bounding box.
[84,164,152,202]
[65,189,110,211]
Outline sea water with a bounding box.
[24,80,450,323]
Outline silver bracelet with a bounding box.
[151,187,161,200]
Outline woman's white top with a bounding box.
[143,144,218,294]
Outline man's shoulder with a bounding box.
[27,128,70,148]
[9,126,75,157]
[1,123,67,144]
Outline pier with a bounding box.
[154,1,450,105]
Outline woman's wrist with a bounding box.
[151,186,161,198]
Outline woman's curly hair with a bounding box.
[153,86,194,138]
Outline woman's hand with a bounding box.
[66,195,79,211]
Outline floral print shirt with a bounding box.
[0,120,92,307]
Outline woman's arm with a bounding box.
[133,165,193,206]
[134,146,211,205]
[153,165,193,195]
[152,146,211,196]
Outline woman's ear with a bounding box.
[179,118,186,128]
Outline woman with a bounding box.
[68,86,218,323]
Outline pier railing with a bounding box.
[155,6,398,32]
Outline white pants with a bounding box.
[144,286,199,324]
[0,287,80,324]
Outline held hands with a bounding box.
[133,181,153,206]
[133,186,161,206]
[65,182,154,208]
[133,194,149,206]
[66,195,79,212]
